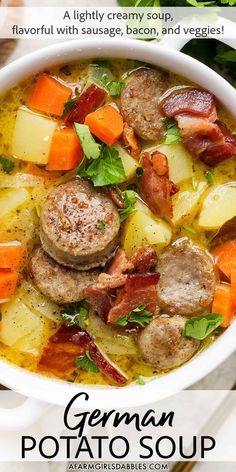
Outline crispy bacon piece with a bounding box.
[83,285,112,322]
[39,325,127,386]
[161,88,236,166]
[140,153,178,218]
[130,245,157,272]
[107,272,159,324]
[151,151,168,176]
[65,84,107,126]
[122,123,141,158]
[177,115,236,166]
[161,88,216,119]
[38,326,84,377]
[107,186,124,209]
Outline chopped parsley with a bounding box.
[60,300,89,328]
[182,225,198,234]
[135,373,145,385]
[204,170,214,186]
[106,81,125,96]
[63,98,77,116]
[164,118,182,145]
[116,188,137,222]
[183,313,224,340]
[116,305,152,328]
[136,166,144,176]
[97,220,106,230]
[74,123,101,160]
[0,156,15,173]
[77,145,126,187]
[75,350,100,373]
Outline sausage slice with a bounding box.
[120,68,169,141]
[40,179,120,270]
[138,315,200,370]
[157,240,216,316]
[30,247,99,305]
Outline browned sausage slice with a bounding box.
[120,68,169,142]
[138,315,200,370]
[29,247,99,305]
[40,179,120,270]
[157,240,216,316]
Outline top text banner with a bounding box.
[0,7,235,40]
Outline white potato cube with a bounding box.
[0,188,30,219]
[12,107,57,165]
[172,182,207,226]
[122,210,172,257]
[199,183,236,230]
[114,144,139,181]
[157,143,193,184]
[1,298,43,347]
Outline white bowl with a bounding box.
[0,38,236,416]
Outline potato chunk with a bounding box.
[0,188,30,219]
[122,210,172,257]
[12,107,57,165]
[0,296,54,355]
[114,144,139,181]
[156,143,193,184]
[172,182,207,226]
[199,183,236,230]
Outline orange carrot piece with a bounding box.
[151,151,168,176]
[212,283,235,328]
[85,105,124,146]
[23,164,61,181]
[213,240,236,280]
[231,268,236,307]
[46,128,83,171]
[28,75,71,116]
[0,244,23,270]
[0,269,18,300]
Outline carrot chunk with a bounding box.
[213,239,236,280]
[230,268,236,307]
[46,128,83,171]
[212,283,235,328]
[0,243,23,270]
[0,269,18,300]
[28,75,71,116]
[85,105,124,145]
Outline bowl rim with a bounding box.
[0,37,236,409]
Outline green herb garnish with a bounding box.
[204,170,214,186]
[135,373,145,385]
[117,188,137,222]
[0,156,15,173]
[136,166,144,176]
[182,225,198,234]
[63,98,77,116]
[106,81,125,96]
[78,145,126,187]
[74,123,101,160]
[164,118,182,145]
[183,313,224,340]
[97,220,106,230]
[75,350,100,373]
[191,175,198,191]
[60,300,89,328]
[116,305,152,328]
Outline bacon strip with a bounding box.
[140,153,178,218]
[130,245,157,273]
[161,88,216,119]
[107,272,159,324]
[161,88,236,166]
[83,285,112,322]
[39,325,127,386]
[122,122,141,158]
[65,84,107,126]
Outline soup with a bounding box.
[0,58,235,387]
